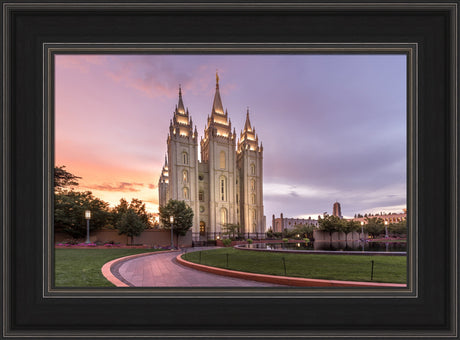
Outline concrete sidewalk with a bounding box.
[113,248,282,287]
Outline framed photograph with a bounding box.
[2,1,458,339]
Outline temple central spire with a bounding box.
[177,84,185,114]
[212,72,224,115]
[244,108,252,132]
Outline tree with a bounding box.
[343,220,360,234]
[54,190,110,238]
[222,224,242,240]
[111,198,151,229]
[388,220,407,236]
[54,165,81,191]
[128,198,150,226]
[294,224,315,239]
[116,208,149,244]
[364,217,385,237]
[159,200,194,236]
[318,213,346,233]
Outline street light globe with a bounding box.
[85,210,91,219]
[170,216,174,223]
[361,221,364,225]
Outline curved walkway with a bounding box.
[107,248,282,287]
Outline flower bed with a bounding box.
[55,243,152,249]
[367,237,407,242]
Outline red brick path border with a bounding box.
[176,254,407,288]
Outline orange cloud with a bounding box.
[81,182,144,192]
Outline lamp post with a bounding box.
[360,221,365,239]
[170,215,174,249]
[384,220,389,238]
[85,210,91,244]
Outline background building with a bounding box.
[158,75,265,241]
[272,213,319,233]
[350,210,407,224]
[332,201,343,219]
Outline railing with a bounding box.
[192,231,266,242]
[182,250,406,283]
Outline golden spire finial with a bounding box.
[216,70,219,85]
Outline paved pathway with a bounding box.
[114,248,282,287]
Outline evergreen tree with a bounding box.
[54,165,81,191]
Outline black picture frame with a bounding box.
[1,1,458,339]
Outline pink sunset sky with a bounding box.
[55,54,406,221]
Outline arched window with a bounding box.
[200,221,206,235]
[220,208,228,226]
[199,190,204,201]
[251,179,256,191]
[251,194,256,204]
[182,170,188,183]
[182,151,189,164]
[183,187,189,200]
[219,151,226,169]
[252,209,257,222]
[220,176,227,201]
[250,163,255,175]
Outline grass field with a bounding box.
[55,248,163,287]
[182,248,407,284]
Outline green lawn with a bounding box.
[55,248,164,287]
[182,248,407,284]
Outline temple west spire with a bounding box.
[170,85,195,139]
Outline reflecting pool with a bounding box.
[239,241,406,254]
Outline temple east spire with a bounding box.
[237,107,260,153]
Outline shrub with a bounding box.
[222,238,232,247]
[304,238,310,242]
[282,238,289,243]
[273,232,283,239]
[246,239,253,244]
